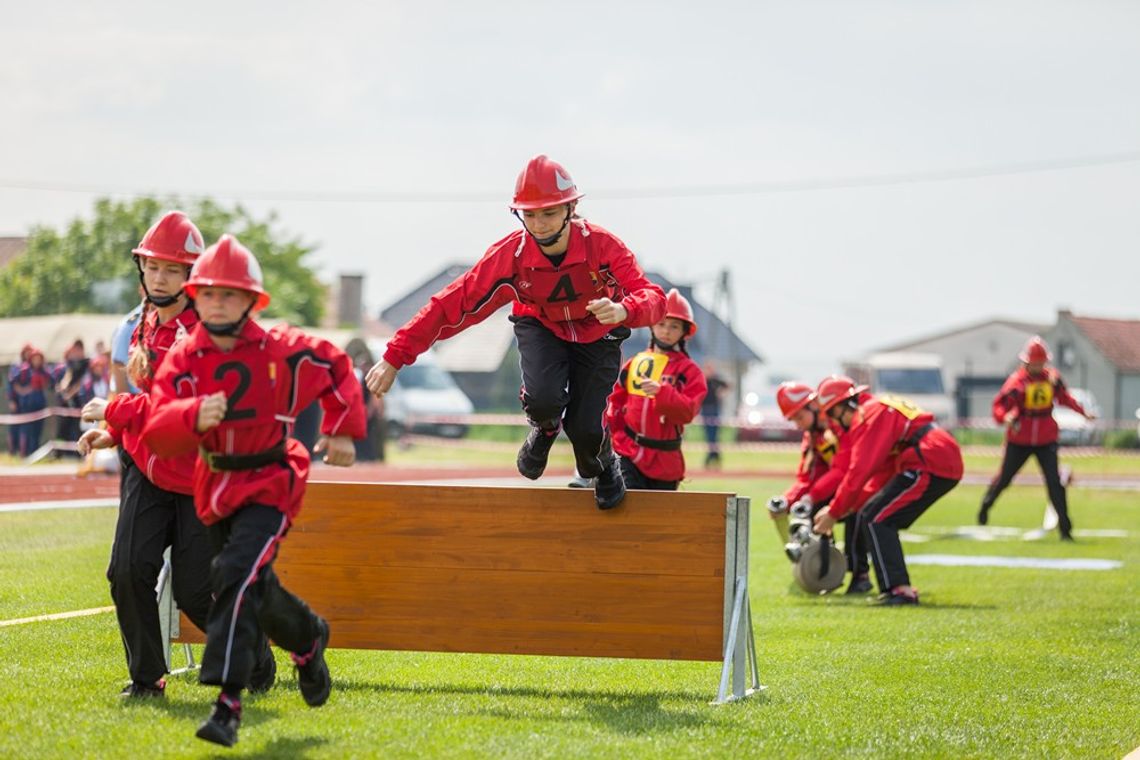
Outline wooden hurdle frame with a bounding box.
[170,482,761,703]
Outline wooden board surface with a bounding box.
[176,482,733,661]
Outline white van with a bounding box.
[843,352,955,424]
[367,340,475,438]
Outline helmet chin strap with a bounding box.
[650,336,678,352]
[202,304,254,337]
[514,207,572,248]
[136,258,187,307]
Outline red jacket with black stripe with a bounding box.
[992,367,1088,446]
[143,320,366,525]
[826,395,964,519]
[382,219,666,369]
[605,347,707,481]
[103,306,199,495]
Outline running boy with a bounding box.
[143,235,365,746]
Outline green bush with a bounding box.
[951,428,1005,446]
[1104,429,1140,449]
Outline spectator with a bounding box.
[55,339,93,453]
[701,361,730,469]
[13,348,52,457]
[6,343,33,454]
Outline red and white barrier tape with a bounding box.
[0,406,83,425]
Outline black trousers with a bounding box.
[512,316,629,478]
[199,504,322,689]
[107,451,213,684]
[843,513,870,577]
[858,471,960,592]
[979,441,1072,536]
[618,456,679,491]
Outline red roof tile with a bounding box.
[0,237,27,268]
[1069,314,1140,372]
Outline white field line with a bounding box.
[907,555,1121,571]
[0,606,115,627]
[0,498,118,513]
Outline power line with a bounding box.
[1,150,1138,204]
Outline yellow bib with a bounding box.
[814,429,839,464]
[626,351,669,397]
[877,393,924,420]
[1023,381,1053,411]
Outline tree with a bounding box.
[0,197,327,325]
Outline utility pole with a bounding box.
[710,268,743,409]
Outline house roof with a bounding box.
[874,316,1050,353]
[1065,312,1140,372]
[0,237,27,269]
[379,264,762,372]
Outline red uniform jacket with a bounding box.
[383,220,666,369]
[784,422,841,504]
[827,394,964,519]
[143,320,366,525]
[103,306,199,494]
[605,348,707,482]
[993,367,1087,446]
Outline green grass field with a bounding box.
[1,472,1137,758]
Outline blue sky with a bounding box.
[2,1,1138,384]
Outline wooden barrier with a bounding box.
[170,482,759,702]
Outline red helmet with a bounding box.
[132,211,205,266]
[1018,335,1051,364]
[815,374,868,413]
[510,155,584,210]
[185,235,271,310]
[776,381,816,419]
[663,288,698,335]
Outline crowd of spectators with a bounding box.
[5,339,111,458]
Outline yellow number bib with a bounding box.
[626,351,668,397]
[814,429,839,464]
[1023,381,1053,411]
[878,393,924,420]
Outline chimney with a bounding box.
[337,273,364,328]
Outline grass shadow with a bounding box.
[239,735,329,759]
[333,679,751,734]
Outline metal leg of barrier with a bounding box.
[156,548,199,676]
[713,575,762,704]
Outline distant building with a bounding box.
[1048,310,1140,423]
[379,265,762,410]
[873,317,1047,422]
[870,311,1140,424]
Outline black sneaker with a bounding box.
[877,589,920,606]
[119,678,165,699]
[249,638,277,694]
[196,695,241,747]
[517,425,559,480]
[292,617,331,707]
[844,576,874,595]
[1060,533,1075,542]
[594,457,626,510]
[977,505,989,526]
